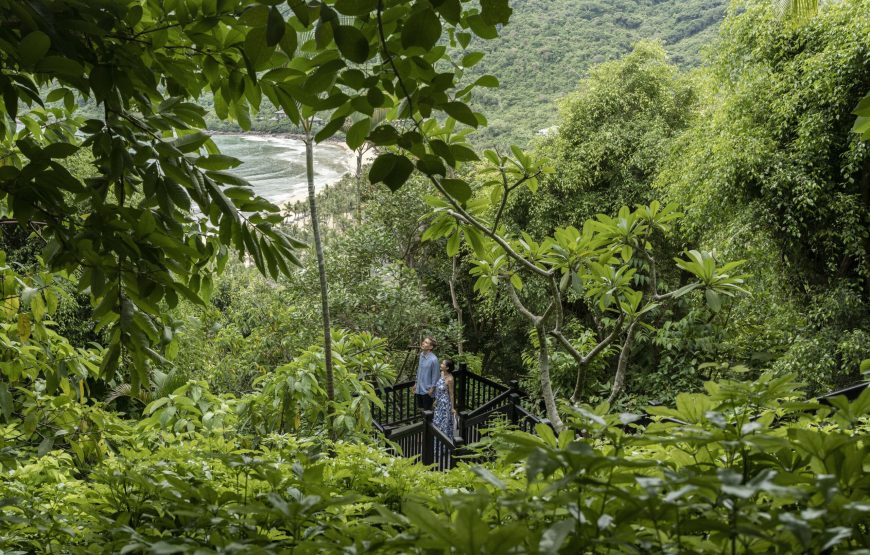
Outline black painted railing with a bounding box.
[374,364,547,470]
[373,365,517,427]
[375,362,869,471]
[371,380,419,428]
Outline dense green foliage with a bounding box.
[656,0,870,393]
[0,0,504,392]
[506,41,698,234]
[475,0,870,405]
[0,0,868,551]
[468,0,727,146]
[1,372,868,552]
[167,178,456,394]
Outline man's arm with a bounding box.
[426,357,440,395]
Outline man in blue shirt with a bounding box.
[413,336,439,410]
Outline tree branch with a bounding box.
[376,1,417,123]
[445,208,551,278]
[491,165,510,233]
[507,282,540,325]
[550,314,626,404]
[606,320,637,406]
[639,249,661,300]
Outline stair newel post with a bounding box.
[451,435,465,469]
[456,362,468,413]
[508,379,521,426]
[458,409,471,443]
[457,409,468,442]
[421,410,434,466]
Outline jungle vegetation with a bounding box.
[0,0,868,552]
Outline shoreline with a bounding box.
[209,130,376,211]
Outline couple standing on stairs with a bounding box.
[412,337,457,440]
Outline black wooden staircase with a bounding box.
[373,362,868,472]
[372,364,545,471]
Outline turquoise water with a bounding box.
[210,134,353,205]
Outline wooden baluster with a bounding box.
[409,387,415,421]
[456,364,467,413]
[387,390,392,422]
[508,380,520,426]
[399,389,404,422]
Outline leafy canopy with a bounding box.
[0,0,507,389]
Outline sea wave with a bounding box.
[211,134,355,205]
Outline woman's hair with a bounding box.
[442,359,455,373]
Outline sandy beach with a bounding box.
[210,133,376,208]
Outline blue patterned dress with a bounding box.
[433,375,454,440]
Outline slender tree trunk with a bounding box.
[536,323,564,432]
[861,157,870,298]
[355,148,363,223]
[449,256,464,355]
[305,131,335,435]
[570,360,590,405]
[506,285,564,431]
[607,321,637,406]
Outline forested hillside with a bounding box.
[470,0,727,146]
[1,0,868,552]
[198,0,728,145]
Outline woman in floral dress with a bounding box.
[433,359,456,441]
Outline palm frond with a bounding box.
[152,369,188,398]
[774,0,820,23]
[104,369,188,406]
[104,383,152,406]
[104,383,133,405]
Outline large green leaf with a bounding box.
[345,117,371,150]
[18,31,51,68]
[266,6,285,46]
[369,153,415,191]
[334,25,370,64]
[480,0,513,25]
[401,8,442,50]
[441,102,478,127]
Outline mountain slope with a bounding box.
[468,0,728,147]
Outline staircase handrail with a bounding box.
[466,389,513,418]
[463,371,510,393]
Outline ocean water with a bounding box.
[210,134,354,206]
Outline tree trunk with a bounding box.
[305,132,335,435]
[607,321,637,406]
[536,323,565,432]
[861,156,870,299]
[449,256,464,355]
[355,148,363,224]
[506,285,564,431]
